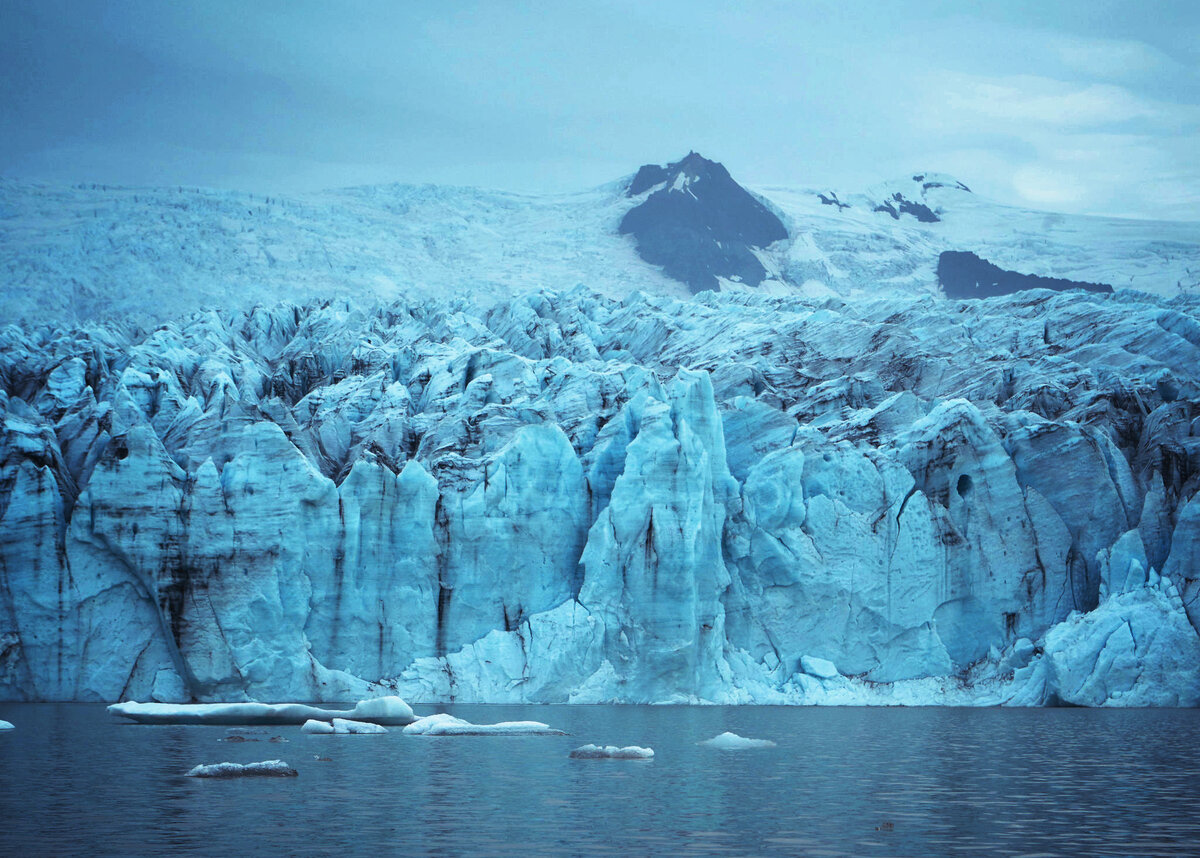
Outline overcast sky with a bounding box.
[3,0,1199,219]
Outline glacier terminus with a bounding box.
[1,286,1198,706]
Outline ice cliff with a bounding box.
[1,287,1198,705]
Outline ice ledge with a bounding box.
[108,696,415,725]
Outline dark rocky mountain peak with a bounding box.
[619,152,789,294]
[938,250,1114,299]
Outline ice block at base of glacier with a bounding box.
[569,744,655,759]
[185,760,298,778]
[109,696,415,726]
[402,713,565,736]
[799,657,840,680]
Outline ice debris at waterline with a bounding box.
[301,718,387,735]
[107,697,414,725]
[1,289,1199,707]
[569,744,655,760]
[185,760,299,778]
[699,732,777,750]
[402,714,565,736]
[0,720,13,731]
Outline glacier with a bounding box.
[1,285,1198,706]
[2,170,1196,326]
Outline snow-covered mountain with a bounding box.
[1,157,1196,325]
[1,156,1198,706]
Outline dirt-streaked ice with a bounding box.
[2,287,1198,707]
[185,760,298,778]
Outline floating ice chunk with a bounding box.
[800,656,840,679]
[699,731,777,750]
[344,696,414,724]
[301,718,387,735]
[0,720,13,731]
[108,695,415,726]
[185,760,298,778]
[402,713,565,736]
[569,744,654,759]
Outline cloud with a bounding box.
[1053,35,1185,80]
[937,73,1193,129]
[915,64,1200,219]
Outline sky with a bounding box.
[2,0,1199,220]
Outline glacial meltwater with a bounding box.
[2,704,1199,856]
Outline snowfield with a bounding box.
[760,176,1200,299]
[0,178,684,324]
[1,172,1195,326]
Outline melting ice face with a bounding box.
[1,286,1199,707]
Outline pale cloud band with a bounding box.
[1,0,1197,221]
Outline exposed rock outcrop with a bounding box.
[620,153,788,293]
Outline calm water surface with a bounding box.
[1,703,1199,856]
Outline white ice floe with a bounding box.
[108,696,415,726]
[569,744,654,759]
[301,718,388,735]
[402,713,565,736]
[699,732,777,750]
[185,760,298,778]
[0,720,13,731]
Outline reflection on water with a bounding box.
[1,704,1198,856]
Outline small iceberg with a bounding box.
[569,744,654,760]
[185,760,298,778]
[301,718,388,735]
[402,713,565,736]
[108,695,415,726]
[699,732,777,750]
[0,720,13,731]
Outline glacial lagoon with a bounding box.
[2,703,1199,856]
